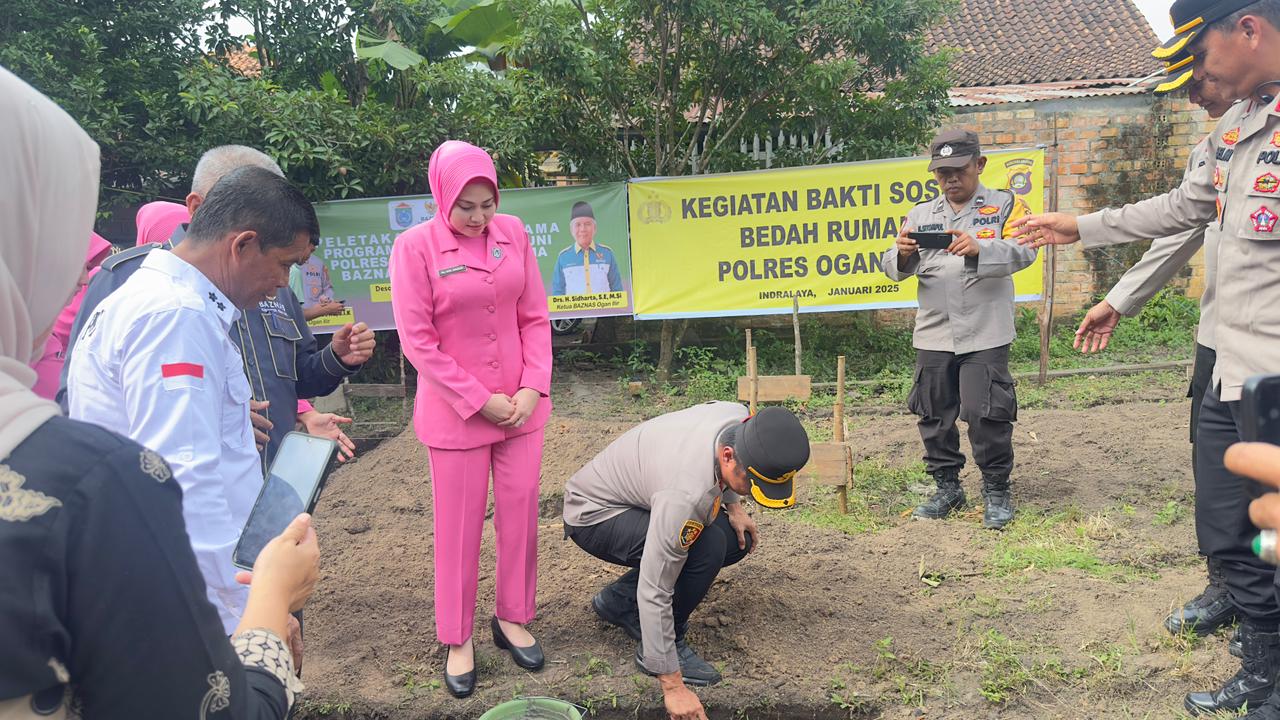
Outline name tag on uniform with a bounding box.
[439,265,467,277]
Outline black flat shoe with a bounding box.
[491,616,545,671]
[443,645,476,698]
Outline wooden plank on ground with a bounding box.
[736,374,811,402]
[344,383,406,398]
[799,442,847,486]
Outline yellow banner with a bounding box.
[628,149,1044,319]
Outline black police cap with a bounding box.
[734,406,810,509]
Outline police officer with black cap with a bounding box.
[883,129,1037,530]
[563,402,809,720]
[1013,1,1280,714]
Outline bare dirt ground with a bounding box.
[298,370,1239,719]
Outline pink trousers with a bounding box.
[426,428,543,645]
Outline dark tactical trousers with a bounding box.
[1196,384,1280,624]
[566,510,752,634]
[909,344,1016,477]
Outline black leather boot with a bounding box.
[913,469,965,520]
[591,570,642,641]
[1184,622,1280,715]
[981,473,1014,530]
[1166,557,1238,635]
[1243,684,1280,719]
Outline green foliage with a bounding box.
[508,0,955,181]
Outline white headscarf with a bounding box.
[0,66,100,461]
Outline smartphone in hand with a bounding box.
[232,432,338,570]
[906,231,953,250]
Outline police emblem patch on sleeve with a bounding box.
[679,520,704,550]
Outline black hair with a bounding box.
[185,165,319,250]
[1210,0,1280,33]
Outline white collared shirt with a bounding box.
[68,249,259,633]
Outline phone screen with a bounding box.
[233,433,336,569]
[1242,374,1280,445]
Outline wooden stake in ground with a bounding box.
[792,296,803,376]
[747,345,759,415]
[1038,138,1059,385]
[834,355,848,515]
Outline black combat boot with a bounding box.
[1166,557,1238,635]
[981,473,1014,530]
[1184,622,1280,715]
[1243,684,1280,719]
[592,569,642,641]
[913,468,965,520]
[634,623,722,686]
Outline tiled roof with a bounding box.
[949,79,1150,107]
[927,0,1161,88]
[223,46,262,78]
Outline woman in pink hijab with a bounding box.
[389,140,551,697]
[28,231,111,399]
[134,200,190,247]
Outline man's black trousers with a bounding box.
[909,344,1017,476]
[1196,381,1280,624]
[565,510,751,633]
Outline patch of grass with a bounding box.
[987,507,1155,582]
[392,661,440,699]
[297,699,354,717]
[780,458,926,534]
[1153,499,1188,526]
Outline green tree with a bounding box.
[1,0,210,214]
[509,0,954,379]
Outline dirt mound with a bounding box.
[299,394,1234,719]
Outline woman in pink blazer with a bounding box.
[389,140,552,698]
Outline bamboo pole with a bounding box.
[792,296,803,376]
[748,345,759,415]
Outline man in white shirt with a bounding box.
[69,165,319,633]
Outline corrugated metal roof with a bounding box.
[949,79,1151,107]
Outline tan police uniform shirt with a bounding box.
[563,401,747,674]
[882,184,1038,354]
[1076,97,1280,401]
[1103,135,1218,350]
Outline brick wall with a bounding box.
[951,93,1216,314]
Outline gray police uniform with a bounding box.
[1100,135,1219,444]
[1074,96,1280,624]
[563,401,749,675]
[882,184,1037,478]
[59,233,360,466]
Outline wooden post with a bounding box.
[1038,136,1059,386]
[834,355,848,514]
[792,296,803,376]
[747,345,759,415]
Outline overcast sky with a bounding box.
[1133,0,1174,39]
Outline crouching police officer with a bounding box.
[563,403,809,720]
[883,129,1038,530]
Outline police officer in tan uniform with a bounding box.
[563,403,809,720]
[1075,74,1238,641]
[1014,2,1280,714]
[883,129,1038,530]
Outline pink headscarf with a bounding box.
[427,140,499,234]
[31,232,113,400]
[135,200,190,247]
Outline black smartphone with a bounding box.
[1242,374,1280,445]
[232,431,338,570]
[906,231,953,250]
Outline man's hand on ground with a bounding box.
[660,673,708,720]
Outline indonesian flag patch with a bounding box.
[161,362,204,391]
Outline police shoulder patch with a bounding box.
[678,520,704,550]
[101,243,156,271]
